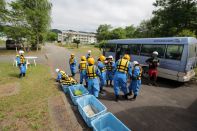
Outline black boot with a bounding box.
[132,95,137,100]
[127,91,132,96]
[23,73,26,77]
[124,94,128,100]
[110,81,113,87]
[106,80,109,87]
[19,73,22,78]
[115,95,119,102]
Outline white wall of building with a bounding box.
[58,30,97,44]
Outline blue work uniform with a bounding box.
[69,57,77,77]
[129,65,142,96]
[86,65,101,98]
[78,61,87,84]
[106,61,115,81]
[113,58,132,96]
[97,61,107,90]
[86,54,91,60]
[19,55,26,77]
[56,72,62,82]
[16,55,20,66]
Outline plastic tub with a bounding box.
[76,95,107,127]
[69,84,89,105]
[61,84,70,94]
[91,112,131,131]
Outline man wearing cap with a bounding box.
[55,69,77,85]
[18,50,26,78]
[97,55,107,94]
[86,57,101,98]
[128,61,143,100]
[78,56,88,86]
[86,50,92,60]
[113,54,132,101]
[106,55,115,87]
[146,51,160,86]
[69,54,77,78]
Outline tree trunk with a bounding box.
[36,32,39,51]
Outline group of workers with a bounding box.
[16,50,27,78]
[56,50,160,102]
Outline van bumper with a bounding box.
[177,70,195,82]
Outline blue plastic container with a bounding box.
[69,84,89,105]
[91,112,131,131]
[76,95,107,127]
[61,84,70,94]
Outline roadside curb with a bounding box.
[60,92,84,131]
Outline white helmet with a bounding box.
[55,68,60,73]
[153,51,158,56]
[19,50,24,54]
[133,61,139,65]
[88,50,91,53]
[108,55,113,60]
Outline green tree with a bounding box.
[110,27,126,39]
[96,24,112,42]
[1,0,52,50]
[46,31,57,41]
[20,0,52,50]
[3,1,31,50]
[0,0,6,31]
[177,29,196,37]
[73,39,80,48]
[152,0,197,36]
[134,20,156,38]
[125,25,136,38]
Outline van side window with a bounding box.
[140,44,165,58]
[165,45,183,60]
[105,44,116,52]
[130,44,141,55]
[116,44,130,59]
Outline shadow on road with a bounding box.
[114,100,197,131]
[142,77,185,88]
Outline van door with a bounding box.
[161,44,185,80]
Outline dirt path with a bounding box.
[44,44,89,131]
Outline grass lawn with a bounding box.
[0,40,5,46]
[59,43,102,58]
[0,63,59,130]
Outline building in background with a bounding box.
[58,30,97,44]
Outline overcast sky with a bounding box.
[51,0,155,32]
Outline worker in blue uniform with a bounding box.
[128,61,143,100]
[15,54,20,66]
[86,57,101,98]
[18,50,26,78]
[55,68,77,85]
[113,54,132,101]
[78,56,88,86]
[97,55,107,93]
[106,55,115,87]
[86,50,92,60]
[55,68,66,82]
[69,54,77,78]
